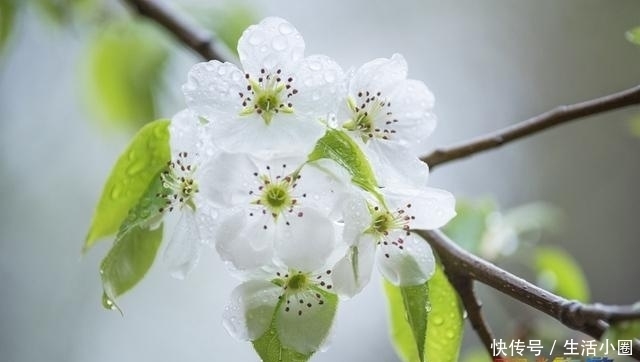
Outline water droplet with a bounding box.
[425,301,432,312]
[323,71,336,83]
[312,92,321,101]
[249,32,264,45]
[127,161,146,176]
[110,184,122,199]
[217,66,227,75]
[308,61,322,71]
[445,330,455,339]
[260,45,268,53]
[128,150,136,160]
[278,22,294,35]
[271,35,288,51]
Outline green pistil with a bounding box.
[367,209,395,235]
[239,77,294,125]
[257,181,293,217]
[286,273,308,291]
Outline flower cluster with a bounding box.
[163,17,455,355]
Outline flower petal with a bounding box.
[331,236,376,298]
[376,231,436,286]
[293,54,345,119]
[387,79,437,147]
[163,210,202,279]
[276,288,338,354]
[274,207,336,272]
[215,209,274,271]
[223,280,282,341]
[183,60,246,122]
[349,53,408,95]
[238,17,305,76]
[365,140,429,189]
[385,187,456,230]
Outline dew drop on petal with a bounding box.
[278,22,294,35]
[249,32,264,45]
[218,66,227,75]
[271,35,288,51]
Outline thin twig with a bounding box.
[421,85,640,169]
[446,273,495,356]
[122,0,227,61]
[418,229,640,360]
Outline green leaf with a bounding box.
[628,115,640,138]
[308,129,382,201]
[85,21,169,130]
[384,279,421,362]
[253,288,338,362]
[442,198,495,253]
[535,246,590,302]
[100,224,163,312]
[626,26,640,46]
[384,263,464,362]
[0,0,17,54]
[424,263,464,362]
[85,119,170,251]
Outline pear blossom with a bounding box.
[334,187,455,296]
[339,54,436,149]
[222,222,343,354]
[160,109,218,279]
[200,152,346,272]
[183,17,345,154]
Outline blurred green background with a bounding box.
[1,1,639,361]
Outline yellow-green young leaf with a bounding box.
[0,0,17,54]
[442,199,495,253]
[628,115,640,138]
[253,288,338,362]
[100,224,163,312]
[626,26,640,46]
[85,119,170,250]
[86,21,168,129]
[384,281,429,362]
[424,263,464,362]
[308,129,382,201]
[535,246,590,302]
[603,305,640,343]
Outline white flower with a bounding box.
[200,152,346,272]
[183,17,345,154]
[222,227,341,354]
[160,109,218,279]
[339,54,436,149]
[334,188,455,296]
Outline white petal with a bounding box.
[274,207,335,272]
[276,288,337,354]
[341,195,371,246]
[215,210,274,271]
[163,210,203,279]
[238,17,305,75]
[223,280,282,341]
[220,113,326,154]
[295,162,350,219]
[376,231,436,286]
[331,237,376,298]
[385,187,456,230]
[183,60,245,122]
[293,55,346,119]
[365,140,429,189]
[387,79,437,147]
[169,109,204,158]
[199,152,259,208]
[349,54,408,95]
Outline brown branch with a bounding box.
[422,85,640,169]
[121,0,227,61]
[418,229,640,360]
